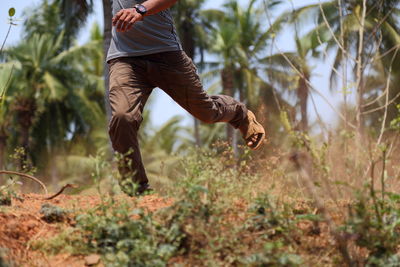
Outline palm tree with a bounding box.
[5,33,105,166]
[27,0,112,118]
[209,0,287,143]
[42,23,112,184]
[60,0,112,118]
[261,35,313,132]
[57,0,94,47]
[291,0,400,132]
[171,0,216,146]
[211,19,239,144]
[0,63,13,169]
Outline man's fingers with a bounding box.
[121,14,134,32]
[113,9,142,32]
[116,12,130,31]
[126,16,139,31]
[112,10,123,26]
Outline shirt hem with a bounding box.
[106,46,183,63]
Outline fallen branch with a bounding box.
[44,184,78,200]
[0,170,48,194]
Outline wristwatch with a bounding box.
[134,4,147,16]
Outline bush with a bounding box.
[76,201,185,267]
[344,192,400,266]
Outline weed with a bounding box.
[0,177,22,206]
[32,147,263,266]
[390,104,400,130]
[76,199,185,266]
[9,147,36,175]
[241,241,303,266]
[30,228,89,256]
[344,192,400,266]
[246,194,298,236]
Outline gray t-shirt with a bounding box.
[106,0,182,62]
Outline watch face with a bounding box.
[136,5,146,14]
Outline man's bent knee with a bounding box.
[111,111,143,130]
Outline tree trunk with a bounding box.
[298,72,310,132]
[221,68,235,145]
[0,131,6,170]
[181,18,202,146]
[102,0,112,121]
[15,98,36,169]
[355,0,367,139]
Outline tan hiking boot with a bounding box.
[240,110,266,150]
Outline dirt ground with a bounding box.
[0,192,362,267]
[0,193,174,267]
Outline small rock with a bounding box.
[85,254,101,266]
[40,204,68,223]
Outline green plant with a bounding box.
[338,144,400,266]
[390,104,400,130]
[0,177,22,206]
[31,147,263,266]
[344,192,400,266]
[30,228,88,256]
[241,241,303,267]
[9,147,36,174]
[76,199,185,267]
[246,194,297,235]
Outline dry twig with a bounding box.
[44,184,78,200]
[0,170,48,194]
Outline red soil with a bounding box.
[0,193,174,267]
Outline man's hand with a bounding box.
[112,8,143,32]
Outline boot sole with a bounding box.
[246,111,266,150]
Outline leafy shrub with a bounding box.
[344,192,400,266]
[390,104,400,130]
[246,194,297,236]
[76,200,185,267]
[241,241,303,267]
[33,148,309,266]
[0,178,22,206]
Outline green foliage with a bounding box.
[0,153,23,206]
[241,241,303,267]
[344,192,400,266]
[0,0,106,174]
[30,228,89,255]
[23,0,93,48]
[246,194,298,237]
[0,178,21,206]
[76,201,185,266]
[4,1,400,265]
[32,148,263,266]
[9,147,36,174]
[390,104,400,130]
[2,24,107,169]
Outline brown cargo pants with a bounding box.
[108,50,248,191]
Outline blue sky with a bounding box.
[0,0,344,131]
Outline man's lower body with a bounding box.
[108,50,264,195]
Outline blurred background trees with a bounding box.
[1,0,400,188]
